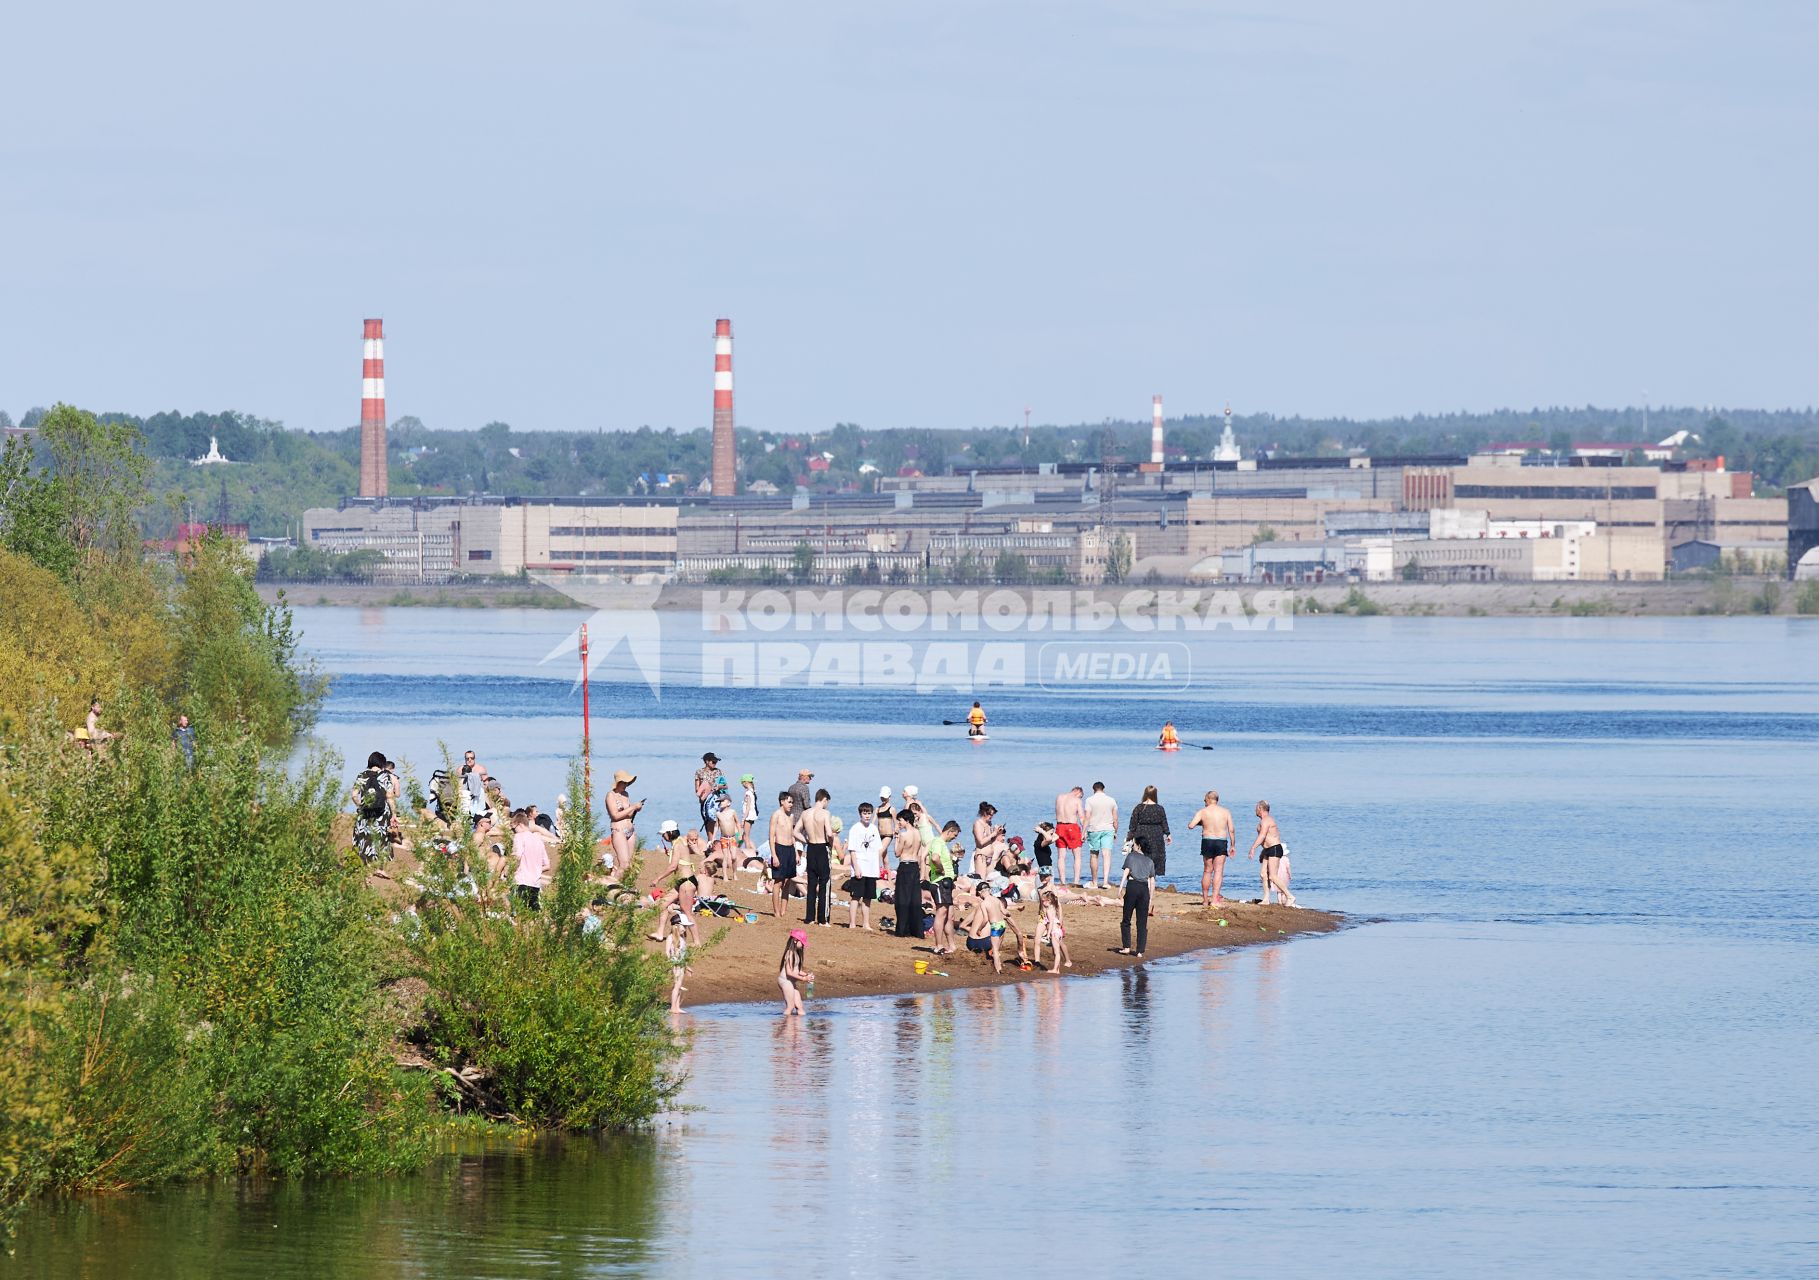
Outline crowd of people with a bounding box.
[349,744,1303,1015]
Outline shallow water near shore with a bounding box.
[15,611,1818,1276]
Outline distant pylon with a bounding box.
[711,319,736,497]
[359,318,387,498]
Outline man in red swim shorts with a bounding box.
[1054,785,1086,885]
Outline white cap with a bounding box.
[879,786,892,800]
[659,819,681,836]
[556,793,569,807]
[902,784,919,798]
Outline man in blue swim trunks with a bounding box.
[1083,781,1119,890]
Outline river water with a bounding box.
[16,609,1818,1277]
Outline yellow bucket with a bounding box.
[913,959,929,974]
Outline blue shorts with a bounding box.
[1086,830,1116,855]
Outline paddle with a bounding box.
[1176,741,1216,751]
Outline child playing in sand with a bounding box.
[778,929,813,1015]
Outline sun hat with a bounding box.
[789,929,808,944]
[659,819,681,837]
[613,769,636,784]
[740,773,755,783]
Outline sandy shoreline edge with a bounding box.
[667,885,1342,1008]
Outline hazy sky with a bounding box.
[4,1,1814,434]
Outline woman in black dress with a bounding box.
[1126,784,1172,889]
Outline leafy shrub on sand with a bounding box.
[1335,587,1383,616]
[402,764,683,1131]
[1797,581,1819,616]
[1,733,431,1235]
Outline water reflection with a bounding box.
[15,1136,665,1280]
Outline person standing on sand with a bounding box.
[891,809,924,937]
[1116,841,1157,957]
[1083,781,1119,889]
[1030,821,1057,879]
[606,769,642,870]
[925,819,961,955]
[767,792,798,919]
[846,802,883,930]
[797,788,835,927]
[1248,800,1297,907]
[788,768,814,820]
[1055,786,1086,885]
[1190,790,1236,906]
[510,808,550,913]
[739,773,759,844]
[695,752,726,834]
[778,930,813,1016]
[971,802,1006,877]
[1126,784,1171,914]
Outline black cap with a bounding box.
[703,751,719,763]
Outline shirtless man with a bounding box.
[1247,799,1296,907]
[767,792,798,919]
[796,788,836,927]
[890,807,924,939]
[1190,789,1236,906]
[605,769,642,872]
[971,802,1007,878]
[1054,786,1087,886]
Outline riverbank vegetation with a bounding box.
[0,409,680,1239]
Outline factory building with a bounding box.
[301,496,678,582]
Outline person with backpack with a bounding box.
[351,751,391,865]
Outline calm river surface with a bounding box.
[15,610,1818,1278]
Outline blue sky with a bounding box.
[3,0,1814,433]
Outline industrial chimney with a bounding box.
[1150,394,1165,466]
[359,318,388,498]
[711,319,736,497]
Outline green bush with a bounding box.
[1,728,432,1235]
[1797,581,1819,616]
[404,764,683,1131]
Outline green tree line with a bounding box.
[6,403,1816,541]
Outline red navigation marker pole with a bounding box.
[580,622,592,795]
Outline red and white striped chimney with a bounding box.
[359,318,388,498]
[710,318,736,497]
[1150,394,1165,466]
